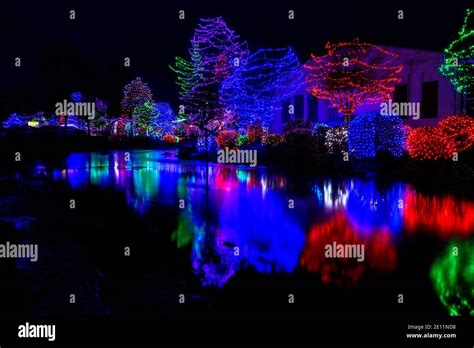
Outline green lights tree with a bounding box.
[133,100,156,136]
[440,8,474,115]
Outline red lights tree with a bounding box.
[304,38,403,128]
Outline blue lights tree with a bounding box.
[220,47,304,128]
[151,102,177,137]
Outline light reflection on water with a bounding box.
[33,149,474,314]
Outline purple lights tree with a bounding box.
[172,17,249,136]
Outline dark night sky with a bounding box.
[0,0,472,116]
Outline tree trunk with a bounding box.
[205,133,210,235]
[344,114,351,129]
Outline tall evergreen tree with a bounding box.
[220,47,304,129]
[440,8,474,115]
[120,77,154,117]
[171,17,248,136]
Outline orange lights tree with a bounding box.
[304,38,403,128]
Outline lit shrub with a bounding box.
[407,127,455,160]
[312,123,330,137]
[437,115,474,152]
[215,130,238,149]
[348,112,406,159]
[163,134,178,144]
[2,113,27,128]
[262,133,284,147]
[247,121,265,143]
[311,123,330,153]
[175,123,188,137]
[186,125,202,137]
[236,133,250,147]
[110,118,131,136]
[325,126,348,153]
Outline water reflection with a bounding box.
[431,240,474,315]
[300,212,397,285]
[404,191,474,238]
[41,150,474,295]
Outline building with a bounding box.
[270,46,464,133]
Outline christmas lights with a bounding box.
[262,133,284,147]
[407,127,455,160]
[133,100,156,136]
[439,9,474,95]
[169,44,204,121]
[304,39,403,127]
[151,102,177,137]
[348,112,406,158]
[300,212,396,285]
[120,77,154,117]
[404,190,474,238]
[407,116,474,160]
[70,91,84,102]
[437,115,474,152]
[430,240,474,315]
[325,126,348,153]
[220,47,304,128]
[215,130,238,149]
[172,17,248,135]
[236,133,250,147]
[2,113,28,128]
[91,98,109,136]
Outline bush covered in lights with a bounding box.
[437,115,474,152]
[348,112,406,159]
[407,127,455,160]
[407,116,474,160]
[247,121,265,143]
[325,126,348,153]
[312,123,330,153]
[2,113,28,128]
[215,130,239,149]
[236,133,250,147]
[262,133,284,147]
[162,134,178,144]
[312,122,330,136]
